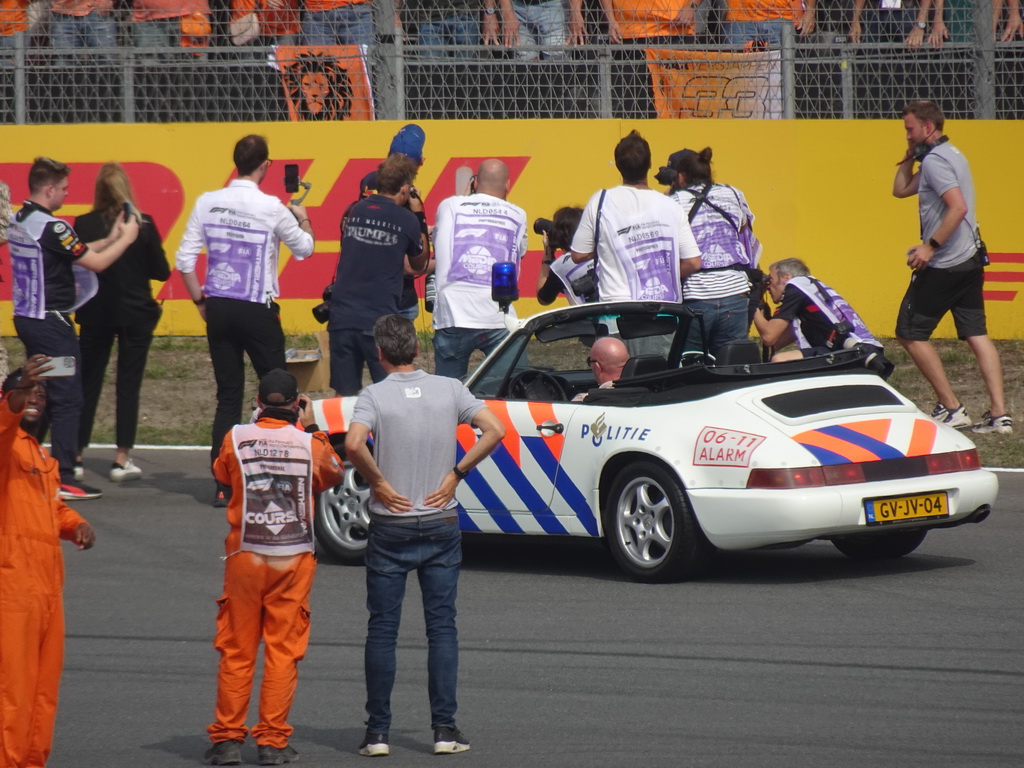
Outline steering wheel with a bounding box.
[507,370,571,402]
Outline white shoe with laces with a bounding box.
[971,412,1013,435]
[109,458,143,482]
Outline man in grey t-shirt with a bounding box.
[344,315,505,757]
[892,100,1010,434]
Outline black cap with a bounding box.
[258,368,298,406]
[657,149,698,179]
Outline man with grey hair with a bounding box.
[431,159,528,379]
[755,258,886,366]
[345,314,504,757]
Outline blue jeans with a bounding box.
[329,328,385,396]
[726,19,790,47]
[364,518,462,732]
[433,326,508,380]
[302,3,375,46]
[684,293,751,356]
[50,11,116,62]
[418,13,480,59]
[513,0,567,60]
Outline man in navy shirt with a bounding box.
[328,155,429,395]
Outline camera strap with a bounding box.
[687,183,739,232]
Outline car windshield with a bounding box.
[468,306,695,401]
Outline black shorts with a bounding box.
[895,259,987,341]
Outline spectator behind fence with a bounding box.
[400,0,483,58]
[229,0,300,47]
[73,162,169,485]
[668,147,762,355]
[302,0,374,46]
[570,131,701,304]
[431,159,528,379]
[493,0,585,59]
[723,0,816,46]
[600,0,699,118]
[49,0,116,62]
[753,258,887,365]
[8,157,140,501]
[328,154,429,395]
[849,0,932,47]
[0,358,96,768]
[345,314,505,759]
[0,0,29,57]
[203,368,343,767]
[993,0,1022,40]
[132,0,212,58]
[893,99,1010,434]
[176,135,315,507]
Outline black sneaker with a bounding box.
[204,739,242,765]
[257,744,298,765]
[59,480,103,501]
[358,731,389,757]
[433,726,470,755]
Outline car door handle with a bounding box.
[537,421,564,435]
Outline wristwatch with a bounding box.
[915,21,927,29]
[484,6,496,14]
[928,237,942,250]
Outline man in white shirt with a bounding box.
[431,159,528,379]
[176,134,315,506]
[570,130,701,304]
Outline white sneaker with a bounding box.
[971,412,1013,435]
[931,403,971,429]
[109,458,143,482]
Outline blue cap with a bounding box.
[389,124,426,163]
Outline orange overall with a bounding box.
[207,417,343,749]
[0,397,87,768]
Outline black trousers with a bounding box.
[205,297,286,465]
[14,312,82,482]
[78,316,159,451]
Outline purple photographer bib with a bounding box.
[624,235,680,302]
[447,212,522,287]
[202,223,271,302]
[8,215,96,317]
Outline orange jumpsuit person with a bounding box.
[205,369,343,766]
[1,356,96,768]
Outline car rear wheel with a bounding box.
[832,528,927,560]
[603,461,714,582]
[314,465,370,563]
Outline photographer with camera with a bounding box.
[667,147,762,356]
[176,135,314,507]
[754,259,888,371]
[892,100,1009,434]
[432,159,528,379]
[535,207,595,306]
[570,132,701,305]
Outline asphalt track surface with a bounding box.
[52,449,1023,768]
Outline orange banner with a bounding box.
[275,45,374,122]
[646,48,782,119]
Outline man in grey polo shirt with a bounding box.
[893,99,1010,434]
[344,314,504,757]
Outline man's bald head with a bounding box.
[589,337,629,385]
[475,159,510,198]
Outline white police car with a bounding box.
[312,301,997,582]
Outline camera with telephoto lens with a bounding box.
[654,165,677,187]
[533,218,553,236]
[311,284,332,324]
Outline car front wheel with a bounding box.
[832,528,927,560]
[603,461,714,582]
[314,465,370,563]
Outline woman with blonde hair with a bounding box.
[73,163,169,482]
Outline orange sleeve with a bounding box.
[213,431,238,488]
[57,502,88,540]
[230,0,257,18]
[310,431,345,493]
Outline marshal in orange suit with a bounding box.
[0,356,96,768]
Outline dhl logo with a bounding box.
[793,418,938,466]
[0,157,532,302]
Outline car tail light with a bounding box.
[746,467,825,488]
[746,450,982,489]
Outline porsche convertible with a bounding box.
[311,300,997,582]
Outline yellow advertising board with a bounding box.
[1,119,1021,339]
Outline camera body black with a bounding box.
[654,166,677,187]
[311,283,333,324]
[533,218,553,236]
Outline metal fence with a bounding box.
[1,0,1021,123]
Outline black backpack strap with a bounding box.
[687,183,738,232]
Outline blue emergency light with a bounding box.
[491,262,518,314]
